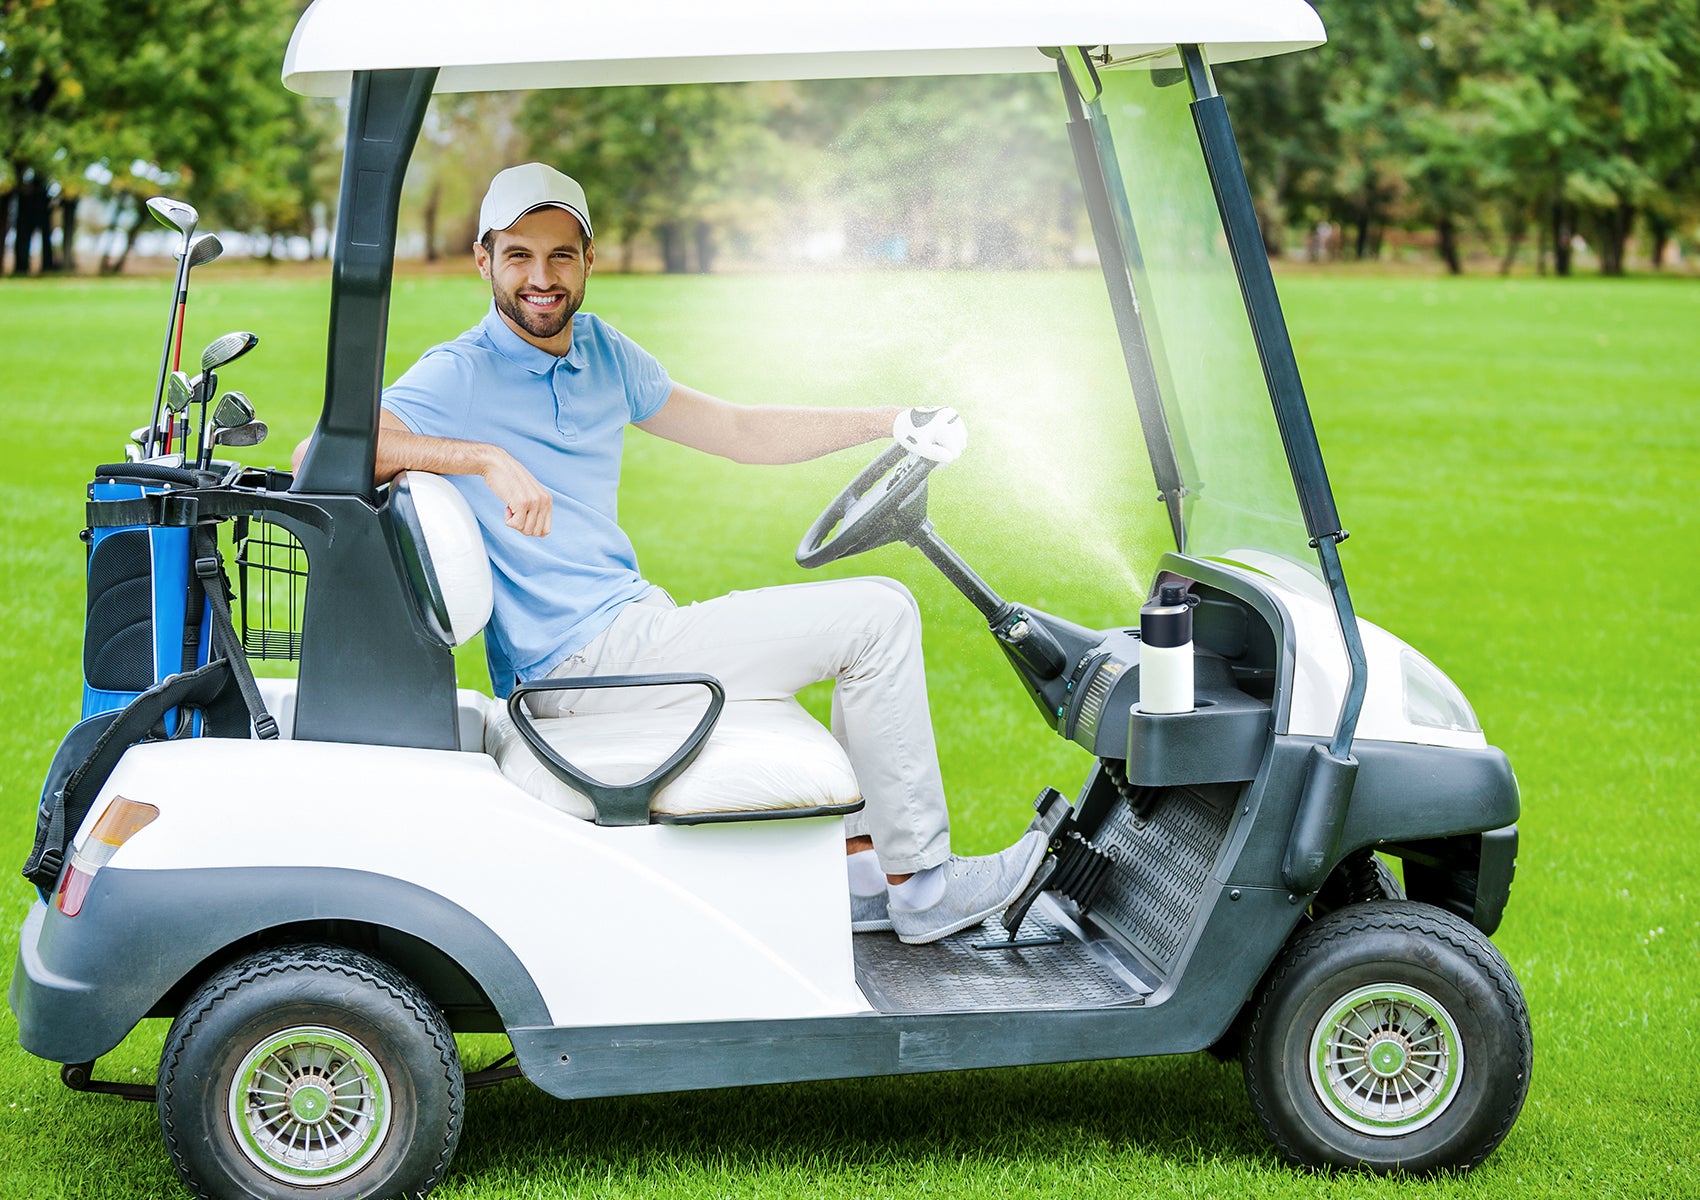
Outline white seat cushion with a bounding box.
[484,697,861,821]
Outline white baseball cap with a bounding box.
[477,163,593,243]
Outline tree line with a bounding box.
[4,0,1696,278]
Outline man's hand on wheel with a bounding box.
[893,406,967,464]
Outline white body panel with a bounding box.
[86,738,873,1028]
[1202,554,1487,750]
[284,0,1325,96]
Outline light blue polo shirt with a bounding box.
[382,304,673,695]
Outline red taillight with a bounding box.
[56,863,95,918]
[55,796,159,918]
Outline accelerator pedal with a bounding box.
[973,786,1117,951]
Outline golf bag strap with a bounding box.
[22,661,232,890]
[192,524,278,741]
[86,493,200,529]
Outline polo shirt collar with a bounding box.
[479,302,587,373]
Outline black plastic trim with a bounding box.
[389,473,453,645]
[10,867,549,1065]
[653,799,865,827]
[294,68,438,497]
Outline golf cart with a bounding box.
[10,1,1531,1196]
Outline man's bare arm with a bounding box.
[375,409,554,537]
[635,385,900,465]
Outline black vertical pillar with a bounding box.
[293,68,437,498]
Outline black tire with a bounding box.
[1311,850,1404,918]
[1243,901,1531,1174]
[158,944,464,1200]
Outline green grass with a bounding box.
[0,265,1696,1198]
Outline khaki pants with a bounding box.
[531,578,951,874]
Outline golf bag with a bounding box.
[82,464,210,723]
[22,464,277,894]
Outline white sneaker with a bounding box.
[850,890,893,933]
[889,831,1048,945]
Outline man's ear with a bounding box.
[584,240,595,274]
[473,240,492,281]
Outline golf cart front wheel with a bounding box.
[1243,901,1531,1173]
[157,943,464,1199]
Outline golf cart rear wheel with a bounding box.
[158,944,464,1199]
[1243,901,1530,1174]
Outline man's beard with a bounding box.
[493,281,583,341]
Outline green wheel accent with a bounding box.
[1308,983,1463,1137]
[228,1024,392,1185]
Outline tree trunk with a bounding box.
[658,222,688,274]
[1593,203,1634,277]
[1647,214,1671,271]
[1436,213,1463,276]
[619,221,637,273]
[1255,198,1284,258]
[12,173,46,275]
[0,185,14,275]
[692,221,715,274]
[1354,203,1374,260]
[100,198,139,275]
[1550,201,1574,277]
[422,178,441,263]
[1498,204,1528,276]
[58,196,79,273]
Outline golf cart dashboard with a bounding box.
[1058,580,1280,784]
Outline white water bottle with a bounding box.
[1138,584,1197,714]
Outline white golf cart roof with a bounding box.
[283,0,1324,97]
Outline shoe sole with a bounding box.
[851,918,895,933]
[893,835,1049,945]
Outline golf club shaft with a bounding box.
[170,298,187,372]
[196,370,218,469]
[147,250,195,457]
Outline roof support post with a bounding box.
[1180,45,1367,885]
[293,68,438,498]
[1052,49,1189,552]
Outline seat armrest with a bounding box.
[505,674,725,826]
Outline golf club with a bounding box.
[199,390,257,467]
[211,419,268,449]
[174,234,224,369]
[193,333,259,468]
[144,198,198,455]
[163,370,193,454]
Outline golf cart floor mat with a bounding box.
[853,899,1150,1014]
[1085,783,1236,972]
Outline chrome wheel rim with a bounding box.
[1309,983,1463,1136]
[229,1025,391,1184]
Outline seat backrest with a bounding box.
[389,471,493,647]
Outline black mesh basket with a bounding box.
[234,516,307,660]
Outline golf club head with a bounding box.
[130,425,155,447]
[145,196,198,237]
[184,232,223,268]
[213,420,268,448]
[201,331,258,373]
[167,371,194,413]
[212,390,255,429]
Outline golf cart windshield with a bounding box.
[1094,65,1316,576]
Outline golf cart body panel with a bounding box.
[283,0,1327,97]
[41,737,871,1030]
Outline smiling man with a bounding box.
[372,163,1046,944]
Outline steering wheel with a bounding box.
[796,443,937,568]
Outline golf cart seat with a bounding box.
[390,471,864,826]
[483,698,860,824]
